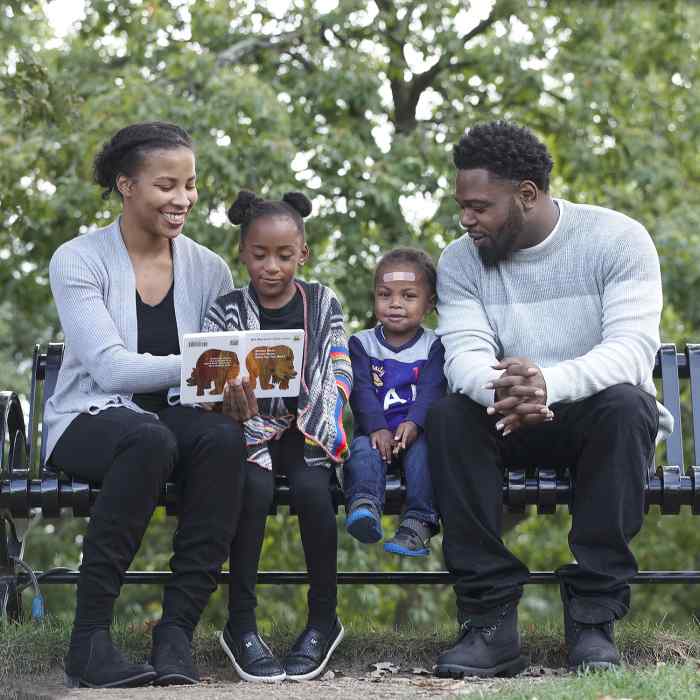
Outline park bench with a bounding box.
[2,341,700,620]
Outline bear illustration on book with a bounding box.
[186,349,240,396]
[246,345,297,390]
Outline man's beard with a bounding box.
[478,202,524,268]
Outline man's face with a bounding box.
[454,168,525,267]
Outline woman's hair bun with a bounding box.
[227,190,260,225]
[282,191,312,218]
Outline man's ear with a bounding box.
[517,180,539,211]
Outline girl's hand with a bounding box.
[392,421,418,455]
[370,428,394,463]
[222,377,259,422]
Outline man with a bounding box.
[426,121,672,677]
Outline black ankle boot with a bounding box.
[561,592,621,671]
[64,629,156,688]
[151,624,200,686]
[434,604,527,678]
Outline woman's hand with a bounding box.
[222,377,259,422]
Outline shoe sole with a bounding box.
[346,509,382,544]
[286,622,345,681]
[571,660,620,673]
[383,542,429,557]
[217,631,286,683]
[64,671,157,688]
[153,672,200,686]
[434,655,528,678]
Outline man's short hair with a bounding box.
[453,121,554,192]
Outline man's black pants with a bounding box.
[426,384,658,624]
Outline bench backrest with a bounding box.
[31,341,698,473]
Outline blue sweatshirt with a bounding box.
[349,325,446,435]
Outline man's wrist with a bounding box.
[540,366,565,406]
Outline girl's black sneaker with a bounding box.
[284,618,344,681]
[218,625,286,682]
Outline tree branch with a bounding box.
[215,30,302,67]
[390,5,506,133]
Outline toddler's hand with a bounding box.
[370,428,394,463]
[393,421,418,455]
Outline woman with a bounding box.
[46,122,245,688]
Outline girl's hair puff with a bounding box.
[227,190,312,242]
[93,122,193,200]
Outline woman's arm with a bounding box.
[50,244,180,393]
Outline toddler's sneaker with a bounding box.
[346,499,383,544]
[383,518,432,557]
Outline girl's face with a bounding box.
[239,215,309,309]
[117,147,197,242]
[374,261,435,344]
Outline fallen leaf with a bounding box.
[411,666,431,675]
[369,661,400,674]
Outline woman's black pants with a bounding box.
[426,384,658,625]
[51,405,246,640]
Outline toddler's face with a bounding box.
[374,263,434,340]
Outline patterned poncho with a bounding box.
[202,279,352,470]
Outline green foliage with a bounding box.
[3,0,700,631]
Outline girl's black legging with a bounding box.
[50,405,246,641]
[227,427,338,635]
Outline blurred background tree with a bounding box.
[2,0,699,631]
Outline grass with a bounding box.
[490,662,700,700]
[1,616,699,697]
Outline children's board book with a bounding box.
[180,329,305,404]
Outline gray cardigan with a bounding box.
[45,218,234,460]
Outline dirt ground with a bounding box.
[4,662,566,700]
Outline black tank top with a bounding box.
[132,281,180,412]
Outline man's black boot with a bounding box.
[151,624,200,686]
[561,591,621,671]
[434,603,527,678]
[64,629,156,688]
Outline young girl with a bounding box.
[343,248,445,556]
[203,190,352,682]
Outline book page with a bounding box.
[180,330,304,404]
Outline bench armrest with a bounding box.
[0,391,28,478]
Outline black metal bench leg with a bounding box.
[0,516,22,621]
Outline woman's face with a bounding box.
[117,147,198,241]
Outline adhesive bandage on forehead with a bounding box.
[382,271,416,283]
